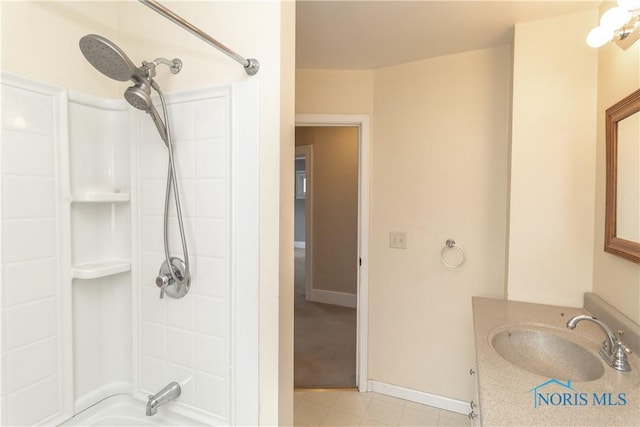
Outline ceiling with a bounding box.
[296,0,602,69]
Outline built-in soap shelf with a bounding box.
[71,261,131,279]
[71,192,130,203]
[67,96,131,283]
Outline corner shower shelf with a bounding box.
[71,192,130,203]
[72,261,131,279]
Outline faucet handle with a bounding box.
[617,331,633,355]
[612,339,632,372]
[616,330,632,352]
[615,346,632,370]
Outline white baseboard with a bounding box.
[294,241,306,249]
[309,288,357,308]
[367,380,469,415]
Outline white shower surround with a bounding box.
[60,394,208,426]
[0,73,259,426]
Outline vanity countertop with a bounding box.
[472,297,640,426]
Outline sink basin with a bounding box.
[490,328,605,382]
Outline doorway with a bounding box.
[293,115,370,391]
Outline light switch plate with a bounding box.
[389,231,407,249]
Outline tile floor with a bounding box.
[294,389,471,426]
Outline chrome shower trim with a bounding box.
[79,33,191,298]
[80,34,146,82]
[156,257,190,299]
[152,57,182,74]
[156,86,191,294]
[146,381,181,416]
[140,58,182,79]
[244,58,260,76]
[139,0,260,75]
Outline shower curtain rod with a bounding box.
[139,0,259,75]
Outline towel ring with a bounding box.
[440,239,466,268]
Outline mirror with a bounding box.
[605,88,640,263]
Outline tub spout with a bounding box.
[146,381,181,416]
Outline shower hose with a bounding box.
[155,83,190,287]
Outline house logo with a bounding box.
[528,379,627,409]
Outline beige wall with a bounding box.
[295,9,632,403]
[507,10,598,307]
[370,46,511,401]
[296,69,374,115]
[297,47,511,402]
[1,1,119,97]
[2,1,294,423]
[295,127,359,295]
[592,3,640,324]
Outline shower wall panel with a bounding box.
[135,87,232,424]
[0,75,259,426]
[67,93,132,412]
[0,75,69,426]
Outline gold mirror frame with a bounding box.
[605,88,640,263]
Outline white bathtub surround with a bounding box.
[1,73,259,426]
[1,74,71,426]
[134,86,240,424]
[59,394,207,426]
[67,90,133,414]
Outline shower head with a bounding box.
[124,80,166,142]
[124,82,152,111]
[125,81,168,145]
[79,33,172,146]
[79,34,140,82]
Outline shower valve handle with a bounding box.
[155,258,190,300]
[156,274,170,299]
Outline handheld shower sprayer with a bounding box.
[79,34,191,299]
[123,78,168,146]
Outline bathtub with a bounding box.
[59,394,209,426]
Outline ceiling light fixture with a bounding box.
[587,0,640,49]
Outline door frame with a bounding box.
[295,144,314,301]
[295,114,370,392]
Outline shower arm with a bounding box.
[141,59,182,78]
[138,0,259,76]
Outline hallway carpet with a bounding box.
[294,248,357,388]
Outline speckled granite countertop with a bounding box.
[472,297,640,426]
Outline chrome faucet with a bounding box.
[566,314,632,372]
[146,381,181,416]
